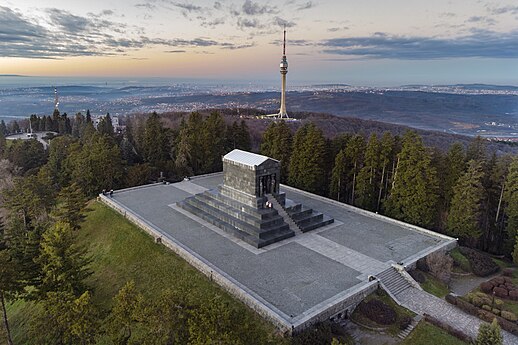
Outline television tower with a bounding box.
[278,29,289,119]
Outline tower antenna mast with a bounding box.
[54,87,59,111]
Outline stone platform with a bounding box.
[100,173,457,333]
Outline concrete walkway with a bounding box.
[397,287,518,345]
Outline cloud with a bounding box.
[242,0,278,15]
[164,49,186,53]
[487,5,518,15]
[273,16,296,27]
[0,6,235,59]
[328,26,349,32]
[238,17,262,28]
[47,8,91,33]
[171,2,202,12]
[321,31,518,59]
[297,1,314,10]
[135,3,157,11]
[221,43,255,50]
[466,15,496,25]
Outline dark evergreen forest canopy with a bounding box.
[0,109,518,345]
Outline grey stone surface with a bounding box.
[108,172,455,332]
[397,287,518,345]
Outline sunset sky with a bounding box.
[1,0,518,85]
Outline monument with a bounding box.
[179,149,334,248]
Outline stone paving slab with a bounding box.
[397,288,518,345]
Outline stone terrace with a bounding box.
[102,173,456,332]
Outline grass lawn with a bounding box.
[351,289,415,336]
[6,201,288,345]
[420,271,450,298]
[450,248,471,273]
[400,321,468,345]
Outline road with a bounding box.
[5,132,56,149]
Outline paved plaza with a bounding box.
[104,173,456,331]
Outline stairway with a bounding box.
[397,315,422,339]
[377,267,414,298]
[266,194,303,234]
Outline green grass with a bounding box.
[400,321,468,345]
[420,271,450,298]
[450,248,471,273]
[351,289,415,336]
[7,201,288,345]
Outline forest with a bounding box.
[0,109,517,344]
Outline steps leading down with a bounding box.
[377,267,414,298]
[266,194,302,234]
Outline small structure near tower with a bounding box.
[266,29,290,119]
[179,149,333,248]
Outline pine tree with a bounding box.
[36,221,91,296]
[51,183,87,230]
[377,132,396,212]
[384,131,439,228]
[260,121,292,182]
[506,158,518,257]
[200,112,226,173]
[188,296,242,345]
[355,133,380,210]
[288,123,327,194]
[0,120,6,136]
[85,109,92,123]
[0,217,18,345]
[447,160,485,244]
[108,281,145,345]
[0,129,5,158]
[330,150,347,201]
[467,136,487,162]
[31,290,98,345]
[345,134,365,204]
[475,318,503,345]
[444,143,467,207]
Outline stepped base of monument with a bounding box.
[179,187,334,248]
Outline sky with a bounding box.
[1,0,518,86]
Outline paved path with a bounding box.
[296,234,388,275]
[397,287,518,345]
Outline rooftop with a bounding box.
[223,149,277,168]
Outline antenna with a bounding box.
[54,87,59,110]
[283,28,286,56]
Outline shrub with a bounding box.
[399,316,412,330]
[492,308,501,316]
[509,290,518,301]
[503,268,514,277]
[480,281,494,293]
[416,258,429,272]
[426,251,453,284]
[409,270,426,283]
[493,287,508,298]
[501,311,518,322]
[482,304,492,311]
[358,299,397,325]
[445,294,457,305]
[459,247,499,277]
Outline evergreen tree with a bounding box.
[377,132,396,212]
[0,128,5,158]
[5,138,46,173]
[467,136,487,162]
[71,134,123,196]
[175,119,194,178]
[447,160,485,244]
[188,296,242,345]
[226,120,251,152]
[0,217,19,345]
[36,221,91,296]
[260,121,292,182]
[330,150,347,202]
[98,113,114,136]
[201,112,227,173]
[11,121,19,134]
[108,281,145,345]
[384,131,439,228]
[31,290,98,345]
[51,183,87,230]
[72,112,84,138]
[506,158,518,257]
[85,109,92,123]
[444,143,467,207]
[475,319,503,345]
[345,134,365,204]
[142,112,171,171]
[0,120,7,136]
[288,123,327,194]
[355,133,380,210]
[142,288,190,344]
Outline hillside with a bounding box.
[5,201,287,345]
